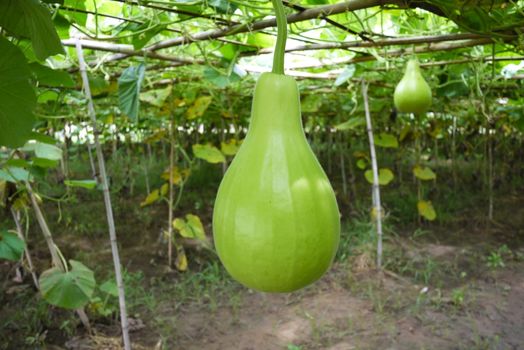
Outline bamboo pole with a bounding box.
[75,40,131,350]
[167,116,175,268]
[10,208,39,289]
[362,80,383,269]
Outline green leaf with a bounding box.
[334,66,356,87]
[118,64,146,120]
[0,231,25,262]
[0,0,64,60]
[0,167,32,183]
[173,214,206,240]
[29,63,75,88]
[374,133,399,148]
[356,158,367,170]
[99,280,118,297]
[208,0,238,14]
[0,37,36,148]
[32,157,59,168]
[192,144,225,164]
[418,200,437,221]
[203,67,241,88]
[335,117,365,131]
[365,168,395,186]
[140,85,172,107]
[60,0,86,26]
[34,143,63,160]
[301,95,322,113]
[39,260,96,310]
[413,166,437,181]
[131,23,166,50]
[64,180,97,190]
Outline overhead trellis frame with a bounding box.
[52,0,523,76]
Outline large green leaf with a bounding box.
[34,142,63,160]
[39,260,96,310]
[0,0,64,60]
[192,144,225,164]
[29,63,75,88]
[118,64,146,121]
[0,38,36,148]
[0,167,32,183]
[0,230,25,262]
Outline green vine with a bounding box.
[271,0,287,75]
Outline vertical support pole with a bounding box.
[75,40,131,350]
[362,81,383,270]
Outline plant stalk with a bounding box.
[271,0,287,75]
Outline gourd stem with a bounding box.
[271,0,287,75]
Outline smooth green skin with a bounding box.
[394,59,432,115]
[213,73,341,293]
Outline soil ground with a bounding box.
[2,194,524,350]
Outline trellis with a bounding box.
[55,0,524,82]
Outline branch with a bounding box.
[61,39,205,65]
[255,33,487,54]
[281,0,373,41]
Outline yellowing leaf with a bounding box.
[161,166,183,185]
[173,214,206,240]
[144,129,167,143]
[140,189,160,207]
[221,139,240,156]
[0,181,6,207]
[186,96,212,120]
[418,200,437,221]
[192,144,225,164]
[413,166,437,181]
[365,168,394,186]
[175,245,188,272]
[374,133,399,148]
[370,206,385,220]
[160,183,169,196]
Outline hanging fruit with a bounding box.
[394,59,432,115]
[212,0,340,293]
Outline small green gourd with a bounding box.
[394,59,432,115]
[212,0,340,293]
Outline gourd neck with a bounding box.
[249,73,303,135]
[405,59,422,77]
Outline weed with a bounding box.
[486,251,505,269]
[451,288,466,307]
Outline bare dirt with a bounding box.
[3,195,524,350]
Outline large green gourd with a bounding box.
[394,59,432,115]
[212,0,340,293]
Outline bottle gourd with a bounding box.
[394,59,432,115]
[212,0,340,293]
